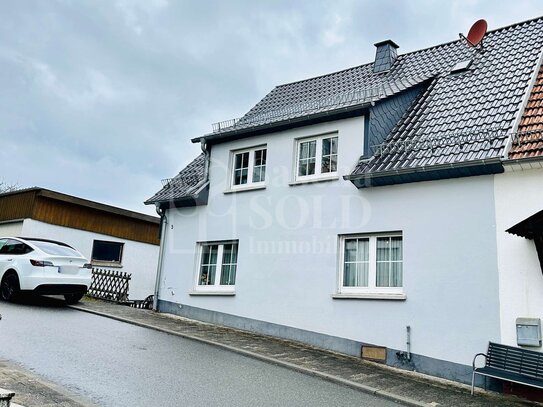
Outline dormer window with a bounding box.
[230,146,267,190]
[295,133,338,181]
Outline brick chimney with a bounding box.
[373,40,399,73]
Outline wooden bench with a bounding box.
[472,342,543,395]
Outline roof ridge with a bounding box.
[274,15,543,90]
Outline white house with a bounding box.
[0,188,160,300]
[147,17,543,388]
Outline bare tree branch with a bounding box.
[0,180,20,193]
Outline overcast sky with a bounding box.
[1,1,542,215]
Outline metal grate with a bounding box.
[129,295,154,310]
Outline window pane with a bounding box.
[233,152,249,185]
[390,262,402,287]
[343,238,369,287]
[321,137,338,174]
[376,262,390,287]
[357,239,369,262]
[344,239,358,262]
[309,140,316,157]
[240,168,248,184]
[376,237,390,261]
[298,140,316,177]
[255,149,266,166]
[298,161,307,177]
[322,157,330,173]
[220,243,238,285]
[376,237,402,287]
[307,159,315,175]
[322,138,331,156]
[199,245,218,285]
[220,265,237,285]
[252,148,267,183]
[330,156,337,172]
[343,262,368,287]
[300,142,309,159]
[390,236,403,260]
[331,137,338,154]
[91,240,123,263]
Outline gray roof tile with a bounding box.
[151,17,543,202]
[145,154,206,204]
[353,18,543,177]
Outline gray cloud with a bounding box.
[1,0,542,214]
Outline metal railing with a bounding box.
[210,79,423,134]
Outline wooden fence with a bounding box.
[87,268,131,303]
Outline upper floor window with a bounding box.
[339,233,403,295]
[231,146,267,189]
[296,134,338,181]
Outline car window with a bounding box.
[30,240,82,257]
[0,239,7,253]
[0,239,33,255]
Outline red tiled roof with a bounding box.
[510,65,543,159]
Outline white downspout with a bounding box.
[152,205,167,311]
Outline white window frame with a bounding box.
[294,133,338,182]
[338,233,403,295]
[193,240,238,293]
[230,145,267,191]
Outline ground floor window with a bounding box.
[91,240,124,266]
[196,241,238,291]
[339,234,402,294]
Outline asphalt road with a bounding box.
[0,296,401,407]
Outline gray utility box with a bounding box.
[516,317,542,347]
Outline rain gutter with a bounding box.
[344,157,504,188]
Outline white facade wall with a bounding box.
[21,219,158,300]
[0,220,23,237]
[495,166,543,351]
[159,117,501,367]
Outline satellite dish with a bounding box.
[464,19,488,47]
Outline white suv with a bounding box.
[0,237,92,304]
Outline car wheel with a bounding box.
[0,272,20,302]
[64,292,85,305]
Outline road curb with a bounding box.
[70,305,429,407]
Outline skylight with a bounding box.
[450,60,473,74]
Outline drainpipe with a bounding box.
[153,204,167,311]
[200,137,210,180]
[152,139,210,312]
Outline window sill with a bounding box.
[332,293,406,300]
[91,262,123,269]
[224,185,266,194]
[189,290,236,296]
[289,175,339,186]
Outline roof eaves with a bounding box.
[345,157,504,188]
[144,179,209,206]
[36,189,160,224]
[193,103,371,144]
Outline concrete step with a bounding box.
[0,388,15,407]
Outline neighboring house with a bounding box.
[0,188,160,300]
[146,17,543,386]
[495,72,543,353]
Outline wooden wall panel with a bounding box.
[0,190,37,221]
[32,197,160,245]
